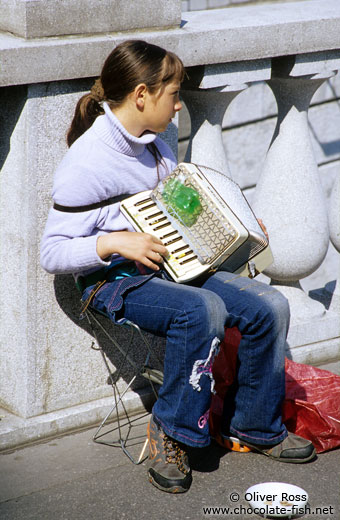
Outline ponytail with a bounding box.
[66,84,104,147]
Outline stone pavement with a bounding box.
[0,414,339,520]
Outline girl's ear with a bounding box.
[134,83,148,110]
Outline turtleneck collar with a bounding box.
[93,102,157,157]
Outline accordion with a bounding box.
[120,163,273,283]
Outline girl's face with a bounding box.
[143,81,182,134]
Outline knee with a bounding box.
[267,288,290,320]
[193,290,227,339]
[255,286,290,331]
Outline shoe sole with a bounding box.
[219,433,316,463]
[249,446,317,464]
[148,471,190,493]
[236,442,316,464]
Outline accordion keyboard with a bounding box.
[122,194,208,282]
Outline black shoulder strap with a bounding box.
[53,193,133,213]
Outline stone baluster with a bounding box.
[180,85,247,175]
[181,58,271,177]
[180,60,271,175]
[252,57,334,321]
[326,174,340,313]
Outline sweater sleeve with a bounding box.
[40,148,119,275]
[40,207,113,274]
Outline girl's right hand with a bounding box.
[96,231,168,271]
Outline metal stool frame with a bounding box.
[84,307,164,464]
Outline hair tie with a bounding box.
[90,78,105,102]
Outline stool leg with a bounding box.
[85,309,162,464]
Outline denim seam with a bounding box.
[154,413,209,447]
[107,277,145,309]
[230,425,288,444]
[95,274,154,311]
[122,301,202,315]
[172,310,188,435]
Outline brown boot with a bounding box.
[147,416,192,493]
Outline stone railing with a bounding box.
[0,0,339,449]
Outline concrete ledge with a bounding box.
[0,337,338,451]
[1,0,340,86]
[288,337,340,367]
[288,312,340,350]
[0,387,154,452]
[0,0,181,39]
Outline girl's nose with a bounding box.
[175,100,182,112]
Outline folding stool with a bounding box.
[83,307,164,464]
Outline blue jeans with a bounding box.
[87,270,289,448]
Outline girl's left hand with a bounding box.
[257,219,269,240]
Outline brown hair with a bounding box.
[66,40,185,147]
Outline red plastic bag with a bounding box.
[282,357,340,453]
[210,328,340,453]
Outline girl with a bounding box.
[41,40,315,494]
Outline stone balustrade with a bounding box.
[0,0,339,449]
[181,54,340,368]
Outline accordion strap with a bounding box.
[53,193,133,213]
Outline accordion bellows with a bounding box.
[121,163,273,283]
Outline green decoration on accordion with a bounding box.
[162,178,203,227]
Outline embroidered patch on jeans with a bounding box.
[189,337,220,393]
[198,409,210,429]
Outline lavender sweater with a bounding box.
[40,103,176,277]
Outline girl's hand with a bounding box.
[97,231,168,271]
[257,219,269,240]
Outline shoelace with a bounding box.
[163,435,190,475]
